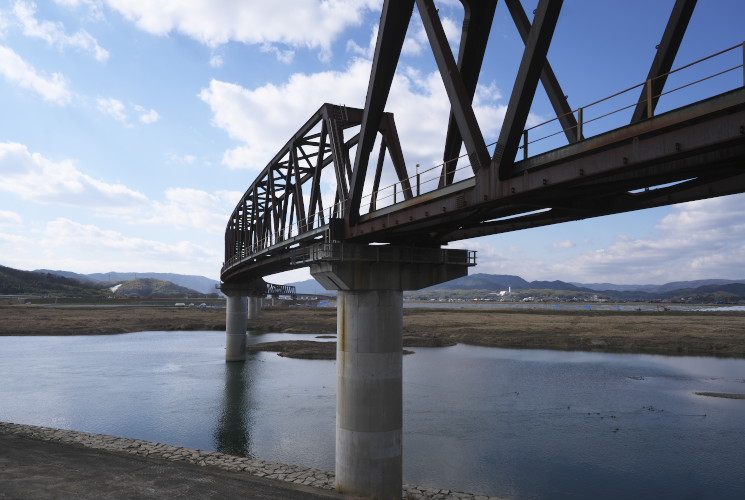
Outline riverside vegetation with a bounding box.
[2,304,744,359]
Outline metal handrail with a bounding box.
[225,42,744,267]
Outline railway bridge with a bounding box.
[219,0,745,497]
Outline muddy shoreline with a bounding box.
[2,304,744,359]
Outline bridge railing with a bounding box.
[224,42,744,276]
[519,41,745,159]
[224,200,346,269]
[354,41,745,216]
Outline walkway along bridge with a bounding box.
[219,1,745,497]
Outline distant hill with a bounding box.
[0,265,214,298]
[421,273,587,292]
[423,273,529,291]
[410,272,745,302]
[1,265,105,296]
[103,278,207,298]
[36,270,221,295]
[574,278,745,294]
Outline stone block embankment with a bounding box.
[0,422,505,500]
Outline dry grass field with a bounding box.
[2,304,743,358]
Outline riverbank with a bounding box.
[2,304,744,358]
[249,307,745,358]
[0,304,226,335]
[0,422,504,500]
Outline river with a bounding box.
[1,330,743,499]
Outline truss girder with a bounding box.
[222,2,745,284]
[343,89,745,245]
[222,103,408,277]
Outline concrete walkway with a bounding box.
[0,423,503,500]
[0,432,349,500]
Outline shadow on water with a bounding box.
[213,360,253,457]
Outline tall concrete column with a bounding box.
[309,243,474,499]
[336,288,403,498]
[247,296,260,320]
[225,294,248,362]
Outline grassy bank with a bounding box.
[2,304,743,358]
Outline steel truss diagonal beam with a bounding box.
[438,0,498,188]
[491,0,563,181]
[631,0,697,123]
[222,103,408,277]
[348,0,415,223]
[504,0,579,143]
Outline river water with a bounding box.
[1,330,743,499]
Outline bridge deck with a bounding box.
[222,87,745,283]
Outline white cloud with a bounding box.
[0,45,72,104]
[12,0,109,61]
[199,56,509,176]
[260,43,295,64]
[450,193,745,284]
[97,98,159,125]
[0,141,148,207]
[0,11,9,35]
[0,210,22,226]
[96,96,127,122]
[35,218,221,276]
[53,0,104,21]
[137,188,240,234]
[103,0,380,55]
[552,240,576,249]
[134,104,160,124]
[209,52,223,68]
[169,154,198,165]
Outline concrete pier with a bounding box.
[335,289,403,497]
[308,243,474,499]
[225,294,248,362]
[248,296,261,320]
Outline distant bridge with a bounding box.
[219,1,745,497]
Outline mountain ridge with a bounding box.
[35,269,220,295]
[13,266,745,302]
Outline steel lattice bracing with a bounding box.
[222,0,745,284]
[222,103,411,282]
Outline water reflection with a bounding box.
[213,360,253,457]
[2,332,744,499]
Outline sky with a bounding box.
[0,0,743,286]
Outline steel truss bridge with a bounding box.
[221,0,745,285]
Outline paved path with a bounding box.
[0,423,503,500]
[0,432,349,500]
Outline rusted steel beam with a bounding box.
[308,121,327,228]
[504,0,578,143]
[631,0,697,123]
[417,0,490,177]
[348,0,415,223]
[370,136,386,212]
[437,0,498,188]
[492,0,563,181]
[382,113,413,199]
[341,89,745,245]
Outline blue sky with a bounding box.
[0,0,743,285]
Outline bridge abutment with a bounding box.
[308,243,474,499]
